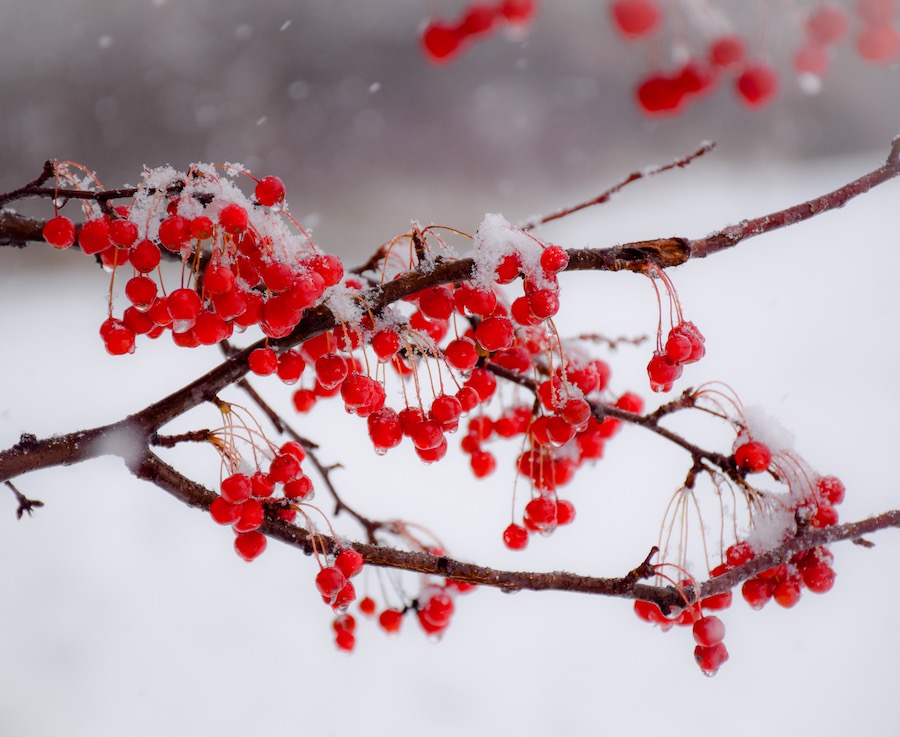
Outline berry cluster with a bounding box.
[611,0,900,116]
[43,163,340,356]
[208,439,310,561]
[634,576,732,676]
[644,267,705,392]
[421,0,538,63]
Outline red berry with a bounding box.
[540,245,569,274]
[815,475,845,505]
[249,347,278,376]
[611,0,661,39]
[109,218,138,248]
[735,63,779,108]
[856,24,900,63]
[470,450,496,478]
[204,263,235,294]
[429,394,463,428]
[367,407,403,453]
[802,561,836,593]
[636,74,685,115]
[219,203,249,234]
[282,475,312,500]
[422,22,462,63]
[411,419,444,451]
[378,608,403,634]
[555,499,576,525]
[694,642,729,675]
[220,473,252,504]
[475,316,515,352]
[232,498,265,533]
[500,0,536,24]
[99,318,135,355]
[190,216,213,240]
[255,175,286,207]
[445,337,479,371]
[616,392,643,414]
[709,34,746,69]
[316,566,347,603]
[335,548,365,578]
[773,579,802,608]
[807,5,849,45]
[268,453,301,483]
[209,496,242,525]
[734,440,771,473]
[692,616,726,647]
[158,215,190,250]
[741,577,774,609]
[250,471,275,498]
[78,218,111,255]
[130,239,161,272]
[234,530,267,561]
[125,276,158,310]
[43,215,76,249]
[419,286,454,321]
[459,4,497,37]
[524,496,557,533]
[371,329,401,362]
[647,352,683,392]
[359,596,377,616]
[276,349,307,385]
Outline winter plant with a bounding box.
[2,133,899,676]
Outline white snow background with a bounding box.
[1,153,899,737]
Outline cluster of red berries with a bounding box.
[208,440,309,561]
[42,164,344,356]
[646,321,705,393]
[612,0,900,117]
[421,0,538,63]
[635,586,732,676]
[456,389,643,551]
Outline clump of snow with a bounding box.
[744,502,795,555]
[741,405,795,454]
[470,213,551,290]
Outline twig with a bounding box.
[5,480,44,519]
[519,142,715,230]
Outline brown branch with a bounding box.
[128,449,900,612]
[689,134,900,258]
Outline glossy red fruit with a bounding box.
[694,642,729,675]
[234,530,267,561]
[255,175,286,207]
[734,440,771,473]
[378,608,404,634]
[647,352,683,392]
[219,203,249,234]
[78,219,111,255]
[741,577,774,609]
[422,22,462,63]
[316,566,347,603]
[43,215,76,249]
[636,74,685,115]
[735,63,779,108]
[335,548,365,578]
[692,616,726,647]
[611,0,661,39]
[807,5,849,45]
[816,475,845,505]
[856,24,900,63]
[709,34,746,69]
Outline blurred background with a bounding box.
[2,0,898,252]
[2,2,899,736]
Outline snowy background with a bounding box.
[2,2,900,736]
